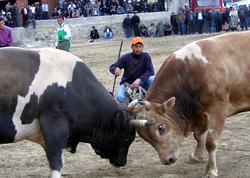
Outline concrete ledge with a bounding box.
[13,11,171,47]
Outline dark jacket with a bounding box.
[90,28,100,39]
[109,52,154,85]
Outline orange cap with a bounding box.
[131,37,144,46]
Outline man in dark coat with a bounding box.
[170,12,178,34]
[131,12,140,36]
[122,14,132,38]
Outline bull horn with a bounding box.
[130,119,154,127]
[128,99,139,108]
[138,100,151,111]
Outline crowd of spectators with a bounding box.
[0,0,165,28]
[0,0,165,27]
[119,4,250,39]
[121,12,173,38]
[1,1,250,40]
[53,0,165,18]
[168,4,250,35]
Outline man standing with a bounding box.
[41,1,49,20]
[0,17,14,47]
[131,11,140,36]
[56,15,71,52]
[122,14,132,38]
[109,37,154,103]
[170,12,178,34]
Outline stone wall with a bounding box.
[13,11,172,48]
[12,0,189,48]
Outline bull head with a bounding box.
[128,99,154,127]
[128,97,185,165]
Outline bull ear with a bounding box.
[162,97,175,112]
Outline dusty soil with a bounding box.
[1,34,250,178]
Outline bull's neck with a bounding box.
[167,109,189,136]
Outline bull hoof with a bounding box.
[189,152,206,163]
[203,170,218,178]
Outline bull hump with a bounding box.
[174,42,208,63]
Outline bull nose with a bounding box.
[161,156,177,165]
[169,157,177,164]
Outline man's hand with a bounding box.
[132,79,141,88]
[114,67,121,76]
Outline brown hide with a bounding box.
[135,31,250,176]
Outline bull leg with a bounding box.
[39,111,69,178]
[204,113,225,178]
[190,130,208,162]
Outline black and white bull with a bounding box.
[0,47,150,178]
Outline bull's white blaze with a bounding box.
[13,48,82,142]
[174,42,208,63]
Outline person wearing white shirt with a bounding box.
[42,1,49,19]
[56,15,71,52]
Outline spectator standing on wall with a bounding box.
[229,7,238,31]
[52,8,59,19]
[170,12,178,34]
[9,3,19,27]
[122,14,132,38]
[196,9,204,34]
[21,5,29,27]
[42,1,49,20]
[131,11,140,36]
[187,10,195,34]
[56,15,71,52]
[238,5,248,31]
[35,2,42,20]
[5,12,15,28]
[0,17,14,47]
[29,4,36,28]
[177,8,186,35]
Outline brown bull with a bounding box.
[129,31,250,177]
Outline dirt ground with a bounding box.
[1,34,250,178]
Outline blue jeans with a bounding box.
[104,32,113,39]
[116,76,154,103]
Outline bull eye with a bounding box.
[158,124,166,135]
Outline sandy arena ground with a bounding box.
[0,33,250,178]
